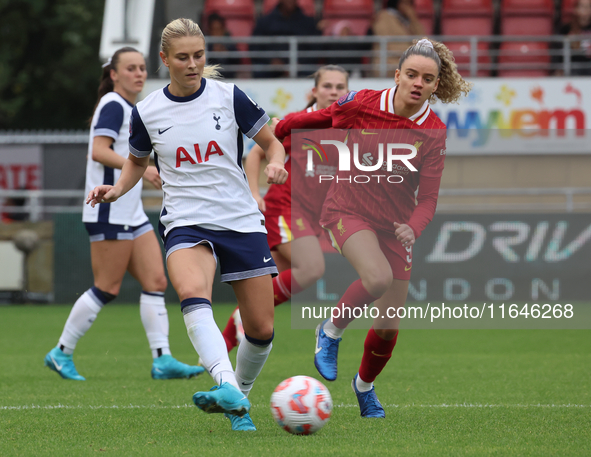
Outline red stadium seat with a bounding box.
[501,16,553,35]
[501,0,554,14]
[442,0,493,14]
[445,41,491,76]
[497,41,550,76]
[321,18,372,36]
[262,0,317,17]
[323,0,375,19]
[500,0,554,35]
[203,0,255,41]
[561,0,577,24]
[441,16,494,35]
[224,18,255,37]
[204,0,255,18]
[414,0,435,34]
[441,0,494,36]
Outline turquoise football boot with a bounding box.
[192,382,250,416]
[44,347,85,381]
[151,354,205,379]
[225,412,257,431]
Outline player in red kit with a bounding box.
[273,39,472,418]
[222,65,349,352]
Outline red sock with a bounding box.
[358,327,398,383]
[272,269,303,306]
[332,279,378,329]
[221,305,239,352]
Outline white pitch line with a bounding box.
[1,403,589,411]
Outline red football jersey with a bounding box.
[277,87,447,237]
[264,105,322,216]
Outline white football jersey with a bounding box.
[83,92,148,226]
[129,79,269,235]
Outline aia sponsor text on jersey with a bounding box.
[175,141,224,167]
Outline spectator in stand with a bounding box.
[251,0,321,78]
[371,0,425,77]
[206,13,239,79]
[553,0,591,75]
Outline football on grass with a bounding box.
[270,375,332,435]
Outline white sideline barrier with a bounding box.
[0,241,24,291]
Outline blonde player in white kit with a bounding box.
[44,47,204,382]
[87,19,288,432]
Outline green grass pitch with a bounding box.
[1,303,590,456]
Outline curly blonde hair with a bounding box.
[398,37,472,104]
[161,18,222,80]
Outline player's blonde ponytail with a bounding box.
[399,38,472,104]
[161,18,222,80]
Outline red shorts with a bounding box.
[322,216,413,280]
[292,204,323,240]
[265,212,293,250]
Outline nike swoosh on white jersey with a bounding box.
[51,356,63,371]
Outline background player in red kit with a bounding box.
[273,38,472,418]
[222,65,350,352]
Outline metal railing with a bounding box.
[198,35,591,78]
[0,131,89,144]
[1,188,590,222]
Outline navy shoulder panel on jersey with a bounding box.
[94,101,124,138]
[129,106,152,158]
[233,85,270,138]
[337,91,358,106]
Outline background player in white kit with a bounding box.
[87,19,287,432]
[44,47,204,381]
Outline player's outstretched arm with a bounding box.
[244,144,267,212]
[253,124,288,185]
[87,154,150,207]
[273,108,333,140]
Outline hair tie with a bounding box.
[102,58,112,68]
[416,39,434,49]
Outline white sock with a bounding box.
[355,374,374,392]
[140,292,171,359]
[235,337,273,397]
[58,290,104,354]
[323,320,345,339]
[183,306,239,390]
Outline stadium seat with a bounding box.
[441,0,494,36]
[445,41,492,76]
[414,0,435,34]
[203,0,255,18]
[323,0,375,19]
[224,18,255,37]
[561,0,577,24]
[497,41,550,76]
[500,0,554,35]
[321,18,373,36]
[203,1,254,67]
[262,0,317,17]
[442,0,493,14]
[501,0,554,13]
[203,0,255,36]
[441,16,494,36]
